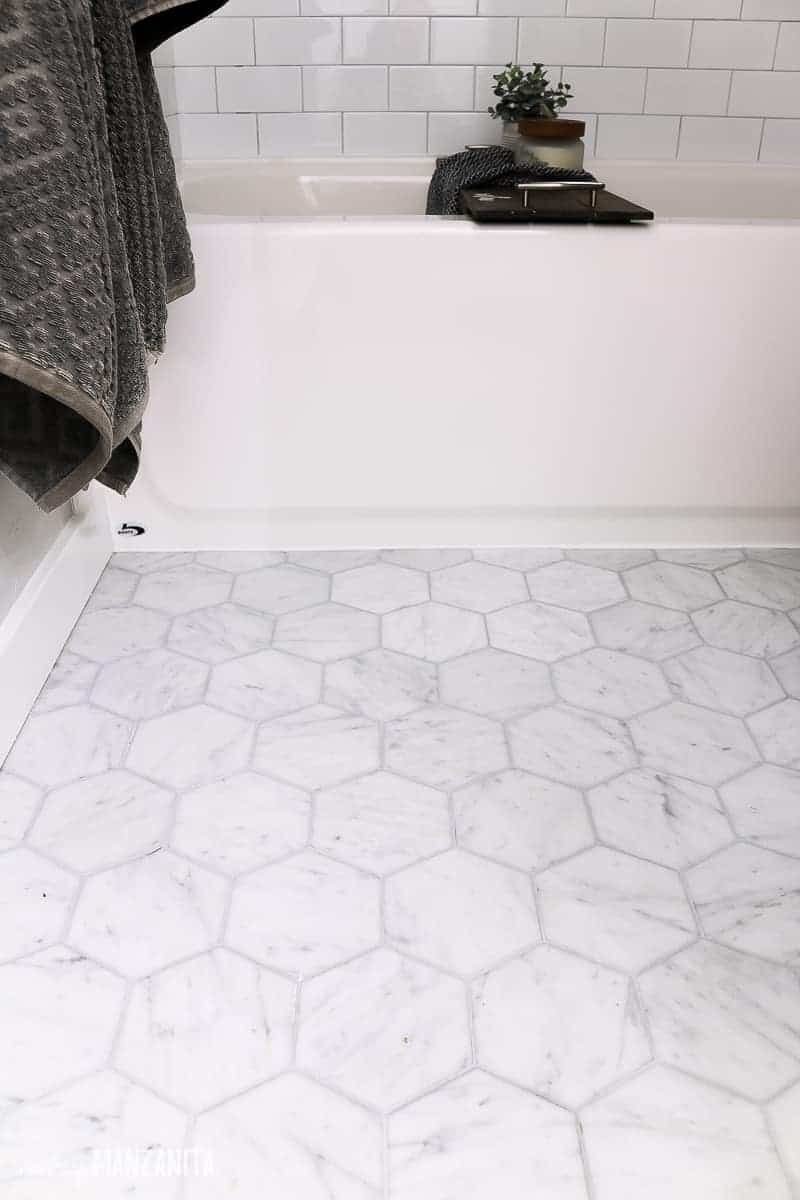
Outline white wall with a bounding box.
[0,477,71,623]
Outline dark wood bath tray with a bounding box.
[461,180,654,224]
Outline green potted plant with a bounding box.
[488,63,586,169]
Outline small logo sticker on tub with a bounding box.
[118,524,146,537]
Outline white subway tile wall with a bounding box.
[155,6,800,160]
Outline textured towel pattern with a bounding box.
[426,145,595,217]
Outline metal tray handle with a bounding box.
[516,180,606,209]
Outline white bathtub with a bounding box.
[107,157,800,549]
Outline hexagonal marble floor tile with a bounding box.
[475,548,562,570]
[90,648,208,719]
[383,602,486,663]
[439,648,554,720]
[692,600,800,658]
[748,699,800,766]
[686,843,800,962]
[388,1069,587,1200]
[0,1070,187,1199]
[663,646,783,717]
[254,705,379,789]
[207,648,321,720]
[581,1065,791,1200]
[591,600,701,661]
[168,603,274,663]
[509,705,635,788]
[115,948,294,1111]
[772,645,800,697]
[226,849,380,974]
[472,945,649,1107]
[487,602,594,662]
[526,561,625,612]
[384,705,507,789]
[113,552,194,574]
[273,603,379,662]
[630,702,760,786]
[232,564,329,614]
[314,771,450,875]
[296,947,470,1111]
[536,846,696,972]
[587,769,732,869]
[33,651,98,714]
[83,564,137,611]
[331,562,428,613]
[172,772,309,874]
[28,770,172,871]
[719,560,800,612]
[623,561,723,611]
[429,560,528,613]
[188,1074,382,1199]
[748,549,800,570]
[0,775,41,849]
[0,848,76,961]
[382,548,471,571]
[67,605,170,662]
[656,549,743,570]
[289,549,379,572]
[195,550,284,571]
[553,649,669,718]
[0,946,125,1100]
[569,549,654,570]
[135,564,232,614]
[720,764,800,855]
[70,849,227,976]
[639,941,800,1102]
[454,769,593,872]
[770,1082,800,1196]
[127,704,253,789]
[323,648,437,720]
[5,706,132,787]
[385,849,540,975]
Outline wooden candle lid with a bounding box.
[517,117,586,138]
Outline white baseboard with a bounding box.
[0,489,112,766]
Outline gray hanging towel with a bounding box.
[426,146,595,217]
[0,0,227,513]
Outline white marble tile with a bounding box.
[473,946,649,1107]
[747,548,800,571]
[83,565,138,612]
[68,605,170,662]
[537,846,696,972]
[190,1074,382,1199]
[195,550,285,571]
[0,1071,187,1199]
[0,848,76,961]
[631,701,760,785]
[509,704,635,788]
[771,645,800,697]
[254,704,379,788]
[553,648,669,718]
[314,771,450,875]
[769,1081,800,1196]
[582,1065,791,1200]
[588,768,732,868]
[385,849,539,975]
[207,648,321,719]
[289,550,379,572]
[720,764,800,855]
[172,771,309,874]
[656,549,744,570]
[454,768,592,872]
[719,560,800,612]
[116,948,295,1111]
[693,599,800,657]
[232,564,329,614]
[324,648,437,719]
[91,649,208,719]
[332,563,429,613]
[382,548,471,571]
[70,849,227,975]
[29,770,172,871]
[227,849,380,973]
[439,648,554,720]
[385,705,507,788]
[567,549,655,571]
[128,704,253,789]
[296,947,470,1111]
[33,651,99,713]
[686,842,800,963]
[383,602,486,663]
[748,699,800,766]
[0,774,41,848]
[274,602,379,662]
[526,561,625,612]
[135,564,232,615]
[6,706,132,787]
[388,1069,587,1199]
[639,941,800,1101]
[592,599,702,660]
[168,603,274,663]
[664,645,783,716]
[474,548,563,571]
[487,601,594,662]
[0,946,125,1099]
[430,560,528,614]
[113,552,194,574]
[624,561,724,611]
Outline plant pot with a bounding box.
[500,121,521,152]
[515,118,586,170]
